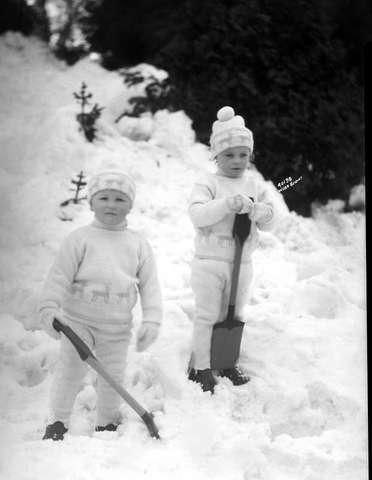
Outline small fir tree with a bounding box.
[114,72,174,123]
[73,82,104,142]
[60,171,87,206]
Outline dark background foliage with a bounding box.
[1,0,370,215]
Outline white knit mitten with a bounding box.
[40,308,62,340]
[226,194,253,214]
[251,202,273,223]
[136,322,160,352]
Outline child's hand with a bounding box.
[40,308,62,340]
[226,194,243,212]
[251,202,273,223]
[240,195,254,214]
[136,322,160,352]
[226,194,253,214]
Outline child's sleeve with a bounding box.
[188,176,230,228]
[39,231,85,314]
[254,180,276,231]
[137,239,163,325]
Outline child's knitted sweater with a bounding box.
[39,220,162,328]
[188,172,275,263]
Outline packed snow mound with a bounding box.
[0,33,367,480]
[348,183,365,210]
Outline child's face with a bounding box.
[90,189,132,225]
[215,146,252,178]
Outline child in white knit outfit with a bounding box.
[188,106,275,393]
[40,170,162,440]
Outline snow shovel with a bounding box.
[210,213,251,370]
[53,318,160,439]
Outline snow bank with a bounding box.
[348,184,365,210]
[0,33,367,480]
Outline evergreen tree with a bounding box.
[0,0,34,35]
[154,0,365,215]
[88,0,183,68]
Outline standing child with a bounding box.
[188,106,275,393]
[39,170,162,440]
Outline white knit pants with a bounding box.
[49,319,131,427]
[190,258,253,370]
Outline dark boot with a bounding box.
[95,423,118,432]
[42,421,68,441]
[188,368,217,393]
[219,366,250,386]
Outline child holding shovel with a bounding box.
[188,106,276,393]
[39,169,162,440]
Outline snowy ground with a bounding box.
[0,33,367,480]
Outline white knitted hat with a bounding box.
[87,170,136,204]
[210,106,254,158]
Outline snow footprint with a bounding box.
[265,381,359,440]
[289,278,345,319]
[306,381,359,430]
[0,317,58,387]
[130,356,166,414]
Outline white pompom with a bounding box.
[217,106,235,122]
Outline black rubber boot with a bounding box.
[188,368,217,393]
[95,423,118,432]
[219,366,250,386]
[42,421,68,441]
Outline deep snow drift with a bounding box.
[0,33,367,480]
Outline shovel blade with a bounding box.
[210,318,244,370]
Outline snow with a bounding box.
[348,184,365,210]
[0,32,367,480]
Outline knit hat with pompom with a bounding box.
[87,170,136,204]
[210,106,254,158]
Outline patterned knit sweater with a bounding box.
[39,220,162,328]
[188,171,276,262]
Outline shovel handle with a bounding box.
[228,240,243,308]
[228,212,252,309]
[53,318,95,361]
[232,210,252,244]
